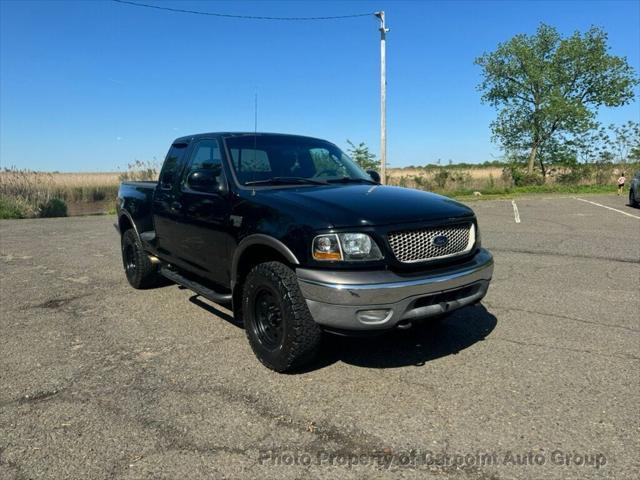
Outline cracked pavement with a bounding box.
[1,194,638,479]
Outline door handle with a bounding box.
[170,201,182,211]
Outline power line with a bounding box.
[112,0,375,21]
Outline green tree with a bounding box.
[569,122,639,165]
[570,124,609,164]
[537,137,576,172]
[476,24,638,176]
[609,121,640,164]
[346,140,379,171]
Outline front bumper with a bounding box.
[296,248,494,331]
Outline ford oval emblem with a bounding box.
[432,235,449,247]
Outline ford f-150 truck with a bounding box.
[116,132,493,371]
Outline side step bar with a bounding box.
[160,267,232,303]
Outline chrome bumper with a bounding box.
[296,248,494,331]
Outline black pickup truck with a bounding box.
[116,132,493,371]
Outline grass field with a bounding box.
[0,170,121,218]
[0,157,160,216]
[0,163,634,218]
[389,166,504,180]
[387,166,507,190]
[0,170,120,201]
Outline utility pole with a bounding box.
[375,11,389,184]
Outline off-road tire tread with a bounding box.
[121,229,160,289]
[243,261,322,372]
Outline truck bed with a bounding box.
[117,181,158,236]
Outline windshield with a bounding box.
[224,134,372,186]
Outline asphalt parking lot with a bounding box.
[1,194,638,479]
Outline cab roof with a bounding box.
[172,132,330,145]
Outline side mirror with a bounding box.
[366,170,381,183]
[187,169,222,193]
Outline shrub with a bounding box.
[39,198,68,218]
[450,171,472,188]
[413,175,427,188]
[519,173,545,186]
[433,169,450,188]
[557,164,592,185]
[592,160,614,185]
[0,195,31,219]
[501,163,545,186]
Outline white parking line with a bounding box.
[511,200,521,223]
[573,197,640,220]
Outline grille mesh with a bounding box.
[388,223,473,263]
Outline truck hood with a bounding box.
[260,184,474,228]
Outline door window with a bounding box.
[182,139,224,193]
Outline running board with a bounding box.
[160,267,232,303]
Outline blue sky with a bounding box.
[1,0,639,172]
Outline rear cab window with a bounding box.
[159,142,189,189]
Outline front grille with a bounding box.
[387,223,474,263]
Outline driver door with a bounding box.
[173,138,231,287]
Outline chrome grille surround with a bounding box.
[388,223,475,263]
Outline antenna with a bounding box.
[253,90,258,164]
[254,91,258,134]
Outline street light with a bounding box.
[375,11,389,184]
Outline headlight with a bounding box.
[312,233,383,261]
[311,234,342,261]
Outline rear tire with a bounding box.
[242,261,322,372]
[630,189,639,208]
[121,229,160,289]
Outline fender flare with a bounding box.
[231,234,299,289]
[118,210,142,242]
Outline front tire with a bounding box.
[242,261,322,372]
[630,188,639,208]
[121,229,160,289]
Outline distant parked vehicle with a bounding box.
[629,171,640,208]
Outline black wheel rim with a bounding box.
[253,289,284,350]
[123,242,137,275]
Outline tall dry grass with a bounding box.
[0,169,121,218]
[385,163,633,192]
[386,166,508,191]
[0,160,159,218]
[0,169,120,205]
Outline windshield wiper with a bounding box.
[244,176,328,186]
[325,177,378,185]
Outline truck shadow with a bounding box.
[186,292,497,372]
[301,304,497,372]
[188,295,242,328]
